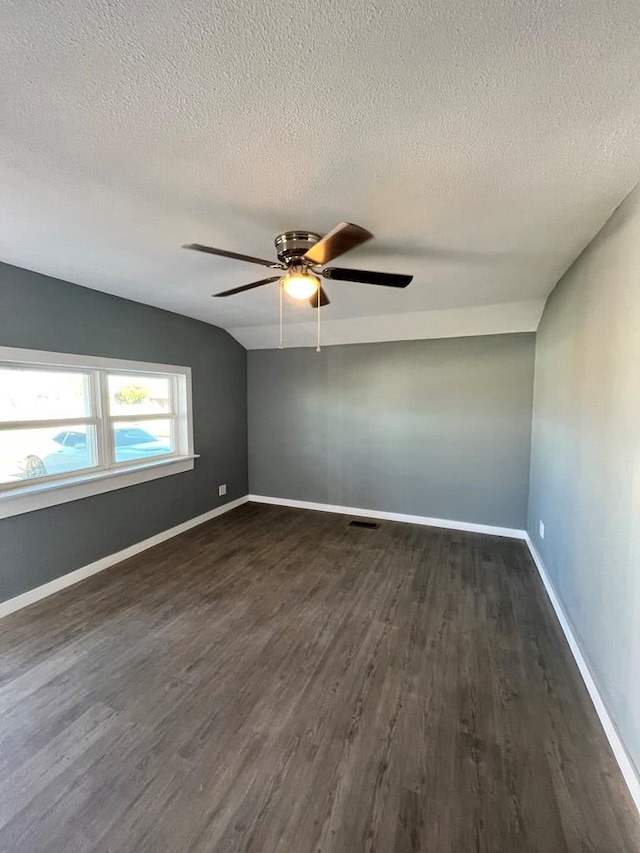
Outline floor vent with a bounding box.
[349,520,380,529]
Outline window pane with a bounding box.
[107,374,172,417]
[0,425,98,485]
[0,368,92,423]
[111,420,174,464]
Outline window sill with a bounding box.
[0,455,199,520]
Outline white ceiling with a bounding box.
[1,1,639,349]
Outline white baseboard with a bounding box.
[248,494,527,540]
[525,535,640,815]
[0,496,250,620]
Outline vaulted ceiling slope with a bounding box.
[1,1,639,349]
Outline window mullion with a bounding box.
[95,370,112,470]
[107,413,177,424]
[171,374,182,453]
[0,417,98,431]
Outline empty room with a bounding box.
[1,1,639,850]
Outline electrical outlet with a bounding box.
[539,520,545,539]
[218,484,227,497]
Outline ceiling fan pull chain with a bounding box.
[316,290,321,353]
[279,282,284,350]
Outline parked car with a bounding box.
[18,427,172,478]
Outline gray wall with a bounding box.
[248,334,535,529]
[0,262,248,603]
[528,186,640,774]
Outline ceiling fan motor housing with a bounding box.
[274,231,321,266]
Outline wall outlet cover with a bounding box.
[219,484,227,497]
[539,520,545,539]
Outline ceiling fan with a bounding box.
[183,222,413,308]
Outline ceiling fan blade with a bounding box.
[309,286,330,308]
[213,276,281,297]
[302,222,373,265]
[184,243,283,269]
[321,267,412,288]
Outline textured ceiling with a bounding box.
[1,0,639,348]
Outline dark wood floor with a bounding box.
[0,503,638,852]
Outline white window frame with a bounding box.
[0,347,197,520]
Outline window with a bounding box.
[0,348,195,519]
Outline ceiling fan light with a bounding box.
[281,272,319,300]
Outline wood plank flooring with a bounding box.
[0,502,638,852]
